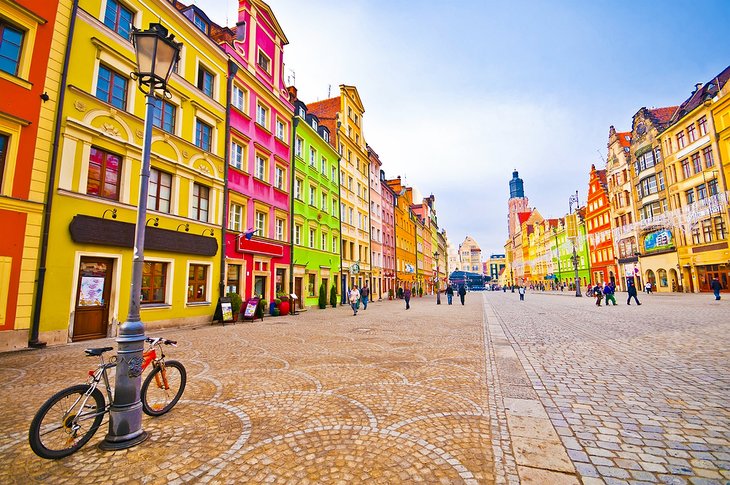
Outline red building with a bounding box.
[586,164,619,287]
[0,0,63,350]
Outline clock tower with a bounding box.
[507,170,529,239]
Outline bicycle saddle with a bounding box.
[84,347,114,356]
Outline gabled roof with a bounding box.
[251,0,289,45]
[307,97,340,120]
[670,65,730,124]
[341,85,365,113]
[517,211,532,225]
[617,132,631,148]
[647,107,678,129]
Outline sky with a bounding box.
[192,0,730,257]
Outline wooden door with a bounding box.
[294,277,303,309]
[73,257,113,341]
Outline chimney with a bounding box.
[235,21,246,42]
[287,85,298,102]
[694,82,703,92]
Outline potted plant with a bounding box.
[388,289,393,300]
[418,286,424,297]
[226,292,243,322]
[330,284,337,308]
[318,283,327,309]
[257,299,267,318]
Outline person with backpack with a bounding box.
[627,280,641,305]
[458,284,467,305]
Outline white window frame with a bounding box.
[230,141,244,170]
[256,103,268,127]
[255,154,266,181]
[229,203,243,232]
[232,84,246,111]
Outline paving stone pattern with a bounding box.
[0,296,495,484]
[486,291,730,485]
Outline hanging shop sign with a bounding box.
[643,229,674,253]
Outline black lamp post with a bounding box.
[568,191,582,298]
[434,251,441,304]
[100,23,180,451]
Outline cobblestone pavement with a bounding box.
[485,290,730,485]
[0,296,497,484]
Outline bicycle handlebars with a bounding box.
[145,337,177,346]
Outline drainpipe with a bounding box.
[289,117,298,299]
[219,59,238,300]
[336,122,346,304]
[367,154,373,297]
[29,0,80,348]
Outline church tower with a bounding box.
[507,170,529,238]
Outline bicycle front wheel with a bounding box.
[29,384,105,459]
[141,360,186,416]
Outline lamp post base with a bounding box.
[99,430,149,451]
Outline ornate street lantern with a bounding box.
[131,23,181,94]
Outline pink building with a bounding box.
[380,170,396,297]
[212,0,294,302]
[368,146,384,300]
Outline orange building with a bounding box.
[385,176,416,290]
[586,164,618,286]
[0,0,65,350]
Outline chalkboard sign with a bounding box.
[242,297,261,321]
[214,297,236,325]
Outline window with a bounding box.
[148,168,171,213]
[307,273,316,297]
[187,264,208,302]
[294,178,302,200]
[0,134,7,189]
[294,224,301,245]
[332,199,337,216]
[193,12,208,34]
[687,124,697,143]
[226,264,241,295]
[321,233,327,250]
[275,218,285,241]
[87,147,122,200]
[331,166,337,180]
[681,159,691,179]
[703,146,714,168]
[657,171,665,190]
[141,261,167,303]
[676,132,686,149]
[309,186,316,205]
[255,155,266,180]
[256,103,268,127]
[322,130,329,143]
[96,65,127,109]
[0,21,24,76]
[257,50,270,72]
[295,137,303,157]
[332,236,337,253]
[192,183,209,221]
[702,219,713,243]
[321,193,327,211]
[103,0,133,39]
[715,216,726,240]
[309,228,315,248]
[255,210,266,236]
[229,203,243,231]
[321,157,327,175]
[697,184,707,201]
[691,152,702,174]
[232,85,246,111]
[152,97,176,133]
[197,66,214,97]
[685,189,695,205]
[708,179,719,197]
[230,141,244,170]
[195,119,212,151]
[276,120,285,140]
[309,147,316,166]
[275,166,284,190]
[698,116,708,136]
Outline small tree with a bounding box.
[330,284,337,308]
[227,292,243,320]
[318,283,327,309]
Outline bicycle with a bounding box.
[585,288,595,297]
[29,337,186,459]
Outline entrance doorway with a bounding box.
[73,257,113,341]
[254,275,267,299]
[294,277,303,309]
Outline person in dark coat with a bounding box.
[458,284,467,305]
[627,280,641,305]
[403,287,411,309]
[360,283,370,310]
[710,277,722,300]
[445,284,454,305]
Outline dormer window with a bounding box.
[193,12,208,34]
[257,50,270,73]
[298,106,306,118]
[322,130,329,143]
[311,119,318,130]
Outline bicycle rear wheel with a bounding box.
[29,384,105,459]
[141,360,186,416]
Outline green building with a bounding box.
[289,92,341,308]
[552,216,591,290]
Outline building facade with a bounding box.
[380,170,396,297]
[585,164,618,286]
[386,176,416,290]
[288,91,340,308]
[367,145,383,300]
[710,69,730,293]
[40,0,227,344]
[0,0,68,350]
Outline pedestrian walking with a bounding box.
[645,282,652,294]
[518,285,525,301]
[403,287,411,309]
[445,284,454,305]
[458,284,467,305]
[360,283,370,310]
[603,282,617,306]
[348,285,360,316]
[710,277,722,301]
[594,282,603,306]
[397,287,404,299]
[627,281,641,305]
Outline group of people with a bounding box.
[591,280,641,306]
[347,283,370,315]
[444,284,467,305]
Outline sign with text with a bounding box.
[237,237,284,257]
[242,297,261,321]
[565,214,578,238]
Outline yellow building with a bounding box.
[662,69,730,292]
[386,177,416,290]
[309,85,370,291]
[39,0,227,344]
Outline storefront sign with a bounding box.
[237,236,284,257]
[643,230,673,253]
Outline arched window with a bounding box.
[657,269,668,287]
[646,270,656,286]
